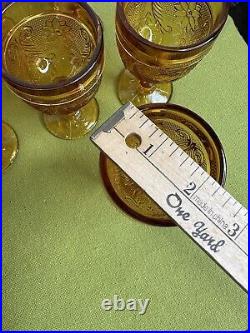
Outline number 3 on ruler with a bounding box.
[184,182,197,195]
[228,223,240,237]
[184,181,240,238]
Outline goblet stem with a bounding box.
[2,122,18,172]
[138,81,155,95]
[118,69,173,106]
[139,80,153,90]
[43,98,99,140]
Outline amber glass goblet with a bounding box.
[2,122,18,172]
[2,2,104,139]
[116,2,229,106]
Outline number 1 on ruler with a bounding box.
[91,103,248,292]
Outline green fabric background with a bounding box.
[2,3,248,331]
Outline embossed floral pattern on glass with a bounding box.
[5,15,95,85]
[2,2,104,139]
[116,2,229,106]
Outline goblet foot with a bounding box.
[118,69,173,106]
[43,99,99,139]
[2,122,18,172]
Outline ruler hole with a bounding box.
[125,133,142,149]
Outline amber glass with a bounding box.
[116,2,229,106]
[2,122,18,171]
[100,103,227,226]
[2,2,104,139]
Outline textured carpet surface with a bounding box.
[2,3,248,331]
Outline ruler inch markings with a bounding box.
[190,175,210,198]
[212,185,220,197]
[222,197,231,207]
[179,151,184,157]
[191,165,200,177]
[149,128,158,138]
[114,126,125,138]
[90,103,248,292]
[180,156,189,167]
[139,150,247,256]
[139,119,149,128]
[234,206,243,217]
[129,110,138,119]
[148,138,168,158]
[235,224,248,241]
[169,146,179,157]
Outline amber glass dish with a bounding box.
[116,2,229,106]
[100,103,227,226]
[2,2,104,139]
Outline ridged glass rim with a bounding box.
[2,2,103,91]
[137,103,227,187]
[116,2,230,52]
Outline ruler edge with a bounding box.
[91,102,133,141]
[90,104,248,293]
